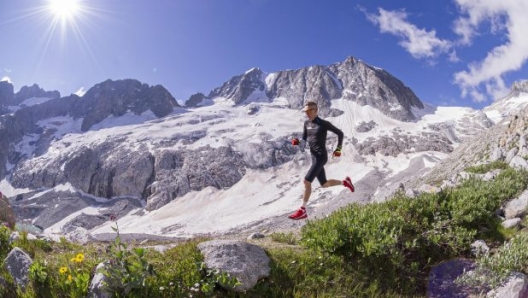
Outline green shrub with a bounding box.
[99,224,155,297]
[458,232,528,289]
[249,247,389,298]
[465,161,508,174]
[144,240,238,297]
[0,194,15,229]
[0,226,12,259]
[300,167,528,295]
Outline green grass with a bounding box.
[1,166,527,297]
[464,161,508,174]
[269,232,298,245]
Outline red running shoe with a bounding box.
[344,176,355,192]
[288,207,307,220]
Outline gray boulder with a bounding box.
[490,145,504,161]
[470,240,490,257]
[509,156,528,170]
[88,262,112,298]
[505,190,528,219]
[506,148,519,164]
[486,272,528,298]
[4,247,33,290]
[197,240,271,292]
[501,218,522,229]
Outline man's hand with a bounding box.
[333,146,342,157]
[292,138,300,145]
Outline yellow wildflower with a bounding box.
[68,275,72,281]
[74,253,85,263]
[59,267,68,274]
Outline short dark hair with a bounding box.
[304,101,318,110]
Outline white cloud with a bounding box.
[453,0,528,102]
[448,50,460,63]
[367,8,452,59]
[1,76,12,83]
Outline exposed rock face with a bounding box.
[209,68,268,105]
[0,81,15,107]
[510,80,528,96]
[15,84,60,103]
[203,56,424,121]
[185,92,209,107]
[78,79,179,131]
[356,120,378,133]
[146,146,247,210]
[0,79,179,178]
[10,187,142,232]
[356,130,454,156]
[327,56,423,121]
[410,104,528,188]
[11,143,155,199]
[265,65,342,112]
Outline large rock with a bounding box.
[505,190,528,219]
[427,259,480,297]
[4,247,33,290]
[197,240,271,292]
[486,272,528,298]
[88,262,112,298]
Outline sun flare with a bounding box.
[48,0,80,21]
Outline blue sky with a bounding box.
[1,0,527,109]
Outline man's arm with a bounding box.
[325,120,344,148]
[302,121,307,141]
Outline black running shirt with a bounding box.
[302,116,344,155]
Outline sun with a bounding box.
[48,0,81,21]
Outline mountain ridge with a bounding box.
[0,61,527,240]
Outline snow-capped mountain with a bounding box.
[0,57,527,242]
[187,56,422,122]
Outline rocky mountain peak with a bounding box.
[329,56,424,121]
[185,92,209,107]
[208,68,268,105]
[75,79,179,131]
[511,80,528,94]
[0,81,15,107]
[203,56,424,121]
[15,84,60,103]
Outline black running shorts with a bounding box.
[305,152,328,185]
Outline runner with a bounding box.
[289,101,355,220]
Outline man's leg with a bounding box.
[322,178,355,192]
[302,179,312,207]
[321,179,342,188]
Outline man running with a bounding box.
[289,101,355,220]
